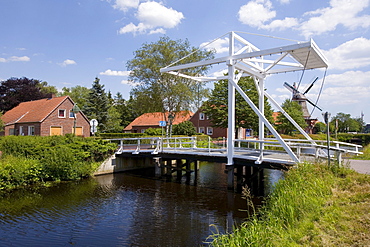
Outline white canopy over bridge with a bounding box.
[160,31,328,166]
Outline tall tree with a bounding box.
[113,93,136,128]
[127,36,214,121]
[84,77,110,132]
[276,99,306,135]
[0,77,57,112]
[202,76,273,134]
[0,111,4,131]
[59,85,90,109]
[331,112,363,133]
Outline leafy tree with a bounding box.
[59,85,90,109]
[127,36,214,121]
[202,76,273,134]
[313,122,326,133]
[276,99,307,135]
[105,106,122,133]
[144,128,163,136]
[331,112,363,133]
[0,77,56,112]
[0,111,4,131]
[173,121,196,136]
[113,93,137,128]
[83,77,110,132]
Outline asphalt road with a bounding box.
[347,159,370,175]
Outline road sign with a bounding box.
[159,121,166,127]
[90,119,98,134]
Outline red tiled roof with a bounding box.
[2,96,72,125]
[124,111,193,131]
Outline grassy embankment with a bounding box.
[209,158,370,246]
[0,135,116,191]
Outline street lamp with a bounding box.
[322,112,331,166]
[168,112,175,138]
[72,103,80,136]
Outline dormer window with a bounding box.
[58,109,66,118]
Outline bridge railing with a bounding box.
[109,137,363,164]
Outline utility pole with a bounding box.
[322,112,331,166]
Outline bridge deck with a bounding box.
[116,147,296,170]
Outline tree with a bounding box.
[276,99,307,135]
[331,112,363,133]
[0,111,4,132]
[0,77,56,112]
[173,121,196,136]
[105,106,122,133]
[59,85,90,109]
[202,76,273,134]
[127,36,214,121]
[83,77,110,133]
[113,93,137,128]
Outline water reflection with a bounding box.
[0,162,283,247]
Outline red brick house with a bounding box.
[0,96,90,137]
[189,109,251,139]
[124,111,193,133]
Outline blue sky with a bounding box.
[1,0,369,123]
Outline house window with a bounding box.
[19,126,24,136]
[69,110,75,118]
[9,128,15,135]
[207,127,213,135]
[28,126,35,136]
[58,109,66,118]
[199,113,205,120]
[199,127,205,134]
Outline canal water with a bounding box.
[0,162,282,247]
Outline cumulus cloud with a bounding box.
[300,0,370,38]
[59,59,76,67]
[325,70,370,86]
[100,69,131,76]
[237,0,370,37]
[200,37,230,54]
[238,0,276,28]
[113,0,139,12]
[323,37,370,70]
[0,56,30,62]
[121,79,140,86]
[118,1,184,35]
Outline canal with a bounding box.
[0,162,282,246]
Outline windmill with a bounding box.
[284,77,322,119]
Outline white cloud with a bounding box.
[300,0,370,38]
[121,79,140,86]
[118,1,184,35]
[0,56,30,62]
[113,0,139,12]
[200,37,230,54]
[238,0,276,28]
[59,59,76,67]
[323,37,370,70]
[325,70,370,86]
[100,69,131,76]
[238,0,370,37]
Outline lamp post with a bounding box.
[322,112,331,166]
[168,112,175,138]
[72,103,80,136]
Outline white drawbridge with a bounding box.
[160,31,329,168]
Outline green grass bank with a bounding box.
[0,135,116,191]
[209,162,370,246]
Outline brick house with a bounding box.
[0,96,90,137]
[189,108,252,139]
[124,111,193,133]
